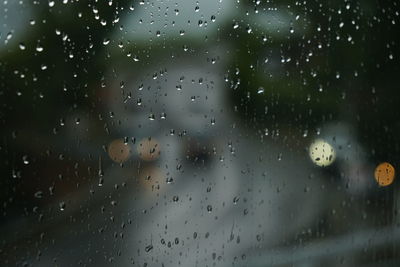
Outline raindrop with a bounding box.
[34,191,43,199]
[5,32,12,42]
[59,201,66,211]
[22,155,29,165]
[145,245,153,252]
[36,45,44,52]
[12,169,18,179]
[207,205,212,212]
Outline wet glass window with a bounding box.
[1,1,399,266]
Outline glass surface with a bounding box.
[0,1,399,266]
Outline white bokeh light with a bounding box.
[309,139,336,167]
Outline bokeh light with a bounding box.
[374,162,395,186]
[137,137,161,161]
[107,139,131,163]
[309,139,336,167]
[139,166,164,192]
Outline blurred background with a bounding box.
[0,0,399,266]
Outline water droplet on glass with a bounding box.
[5,32,12,43]
[145,245,153,252]
[207,205,212,213]
[34,191,43,198]
[22,155,29,165]
[12,169,18,179]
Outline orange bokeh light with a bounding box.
[374,162,395,186]
[108,139,131,163]
[137,137,161,161]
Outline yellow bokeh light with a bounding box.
[374,162,395,186]
[309,139,336,167]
